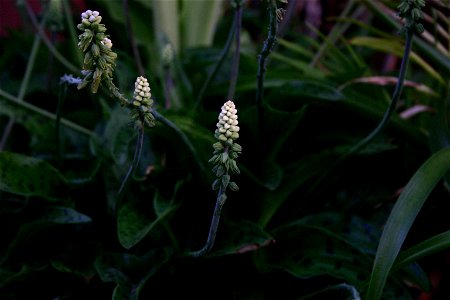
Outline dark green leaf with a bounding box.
[367,148,450,300]
[0,152,69,200]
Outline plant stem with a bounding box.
[123,0,145,76]
[61,0,83,66]
[308,29,414,196]
[189,186,226,257]
[0,88,95,137]
[227,5,243,101]
[118,123,145,195]
[196,13,236,108]
[256,0,278,140]
[310,0,356,67]
[24,0,79,74]
[350,29,413,153]
[55,84,68,166]
[0,18,43,151]
[153,111,208,176]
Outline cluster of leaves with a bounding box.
[0,0,449,299]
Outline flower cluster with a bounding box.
[209,101,241,192]
[214,101,240,145]
[130,76,155,127]
[398,0,425,34]
[76,10,128,105]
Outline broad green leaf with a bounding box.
[366,148,450,300]
[259,221,373,287]
[50,243,99,277]
[209,220,274,257]
[95,249,171,300]
[155,112,214,181]
[39,206,92,224]
[258,149,338,228]
[0,152,69,200]
[102,106,136,165]
[118,180,185,249]
[350,37,445,84]
[276,80,344,102]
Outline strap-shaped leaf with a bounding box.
[366,148,450,300]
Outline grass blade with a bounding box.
[366,147,450,300]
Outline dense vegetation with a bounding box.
[1,0,449,299]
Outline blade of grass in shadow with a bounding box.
[0,88,95,137]
[196,12,236,108]
[24,0,79,74]
[123,0,145,76]
[350,36,445,84]
[61,0,83,66]
[365,147,450,300]
[361,0,450,77]
[1,8,48,150]
[227,4,242,101]
[392,230,450,273]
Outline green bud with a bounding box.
[215,165,225,177]
[98,56,108,69]
[229,182,239,191]
[221,152,229,164]
[212,179,220,191]
[222,174,230,189]
[91,43,100,57]
[82,19,91,27]
[231,143,242,152]
[415,23,424,34]
[213,142,224,151]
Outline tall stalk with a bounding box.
[256,0,278,141]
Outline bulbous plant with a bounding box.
[190,100,242,257]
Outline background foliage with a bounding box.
[0,0,449,299]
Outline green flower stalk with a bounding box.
[190,100,241,257]
[76,10,127,106]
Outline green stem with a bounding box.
[61,0,83,66]
[0,88,95,137]
[55,84,68,166]
[350,29,413,153]
[118,123,145,195]
[189,186,226,257]
[196,12,236,108]
[310,0,356,67]
[256,0,277,140]
[227,6,243,101]
[25,0,79,74]
[0,17,43,150]
[123,0,145,76]
[307,29,414,196]
[153,111,207,176]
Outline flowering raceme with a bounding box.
[76,10,128,106]
[209,100,241,192]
